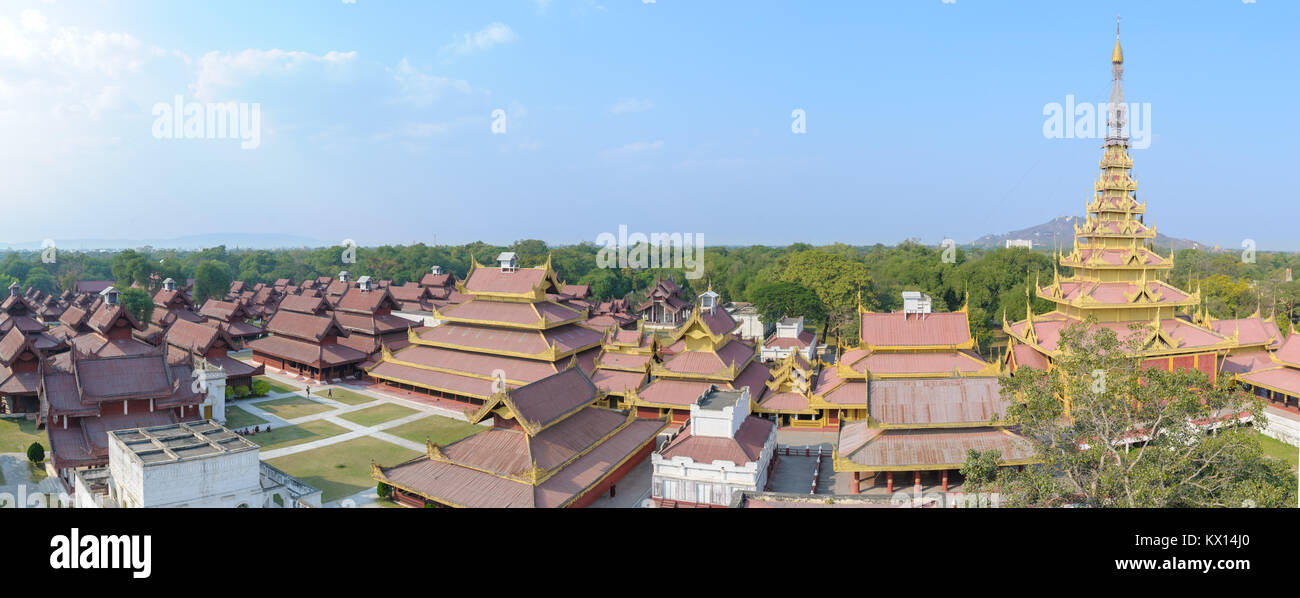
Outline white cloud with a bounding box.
[611,97,653,114]
[193,48,357,100]
[439,22,517,57]
[389,58,478,107]
[20,9,48,33]
[606,140,664,155]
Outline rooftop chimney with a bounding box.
[338,271,351,283]
[357,276,373,292]
[430,265,444,275]
[7,282,18,297]
[163,278,176,292]
[101,286,120,306]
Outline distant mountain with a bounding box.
[970,216,1212,252]
[0,233,331,252]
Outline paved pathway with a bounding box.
[227,369,486,463]
[0,453,65,507]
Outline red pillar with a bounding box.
[851,472,860,494]
[914,470,922,494]
[886,471,894,493]
[942,470,949,492]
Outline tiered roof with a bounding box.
[373,367,664,507]
[367,256,603,403]
[1004,33,1247,369]
[41,347,205,470]
[623,298,768,412]
[833,296,1031,472]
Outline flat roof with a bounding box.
[110,420,258,466]
[697,385,746,411]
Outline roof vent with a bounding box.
[430,265,444,275]
[101,286,120,306]
[163,278,177,292]
[357,276,373,292]
[497,252,519,273]
[338,271,351,283]
[699,289,720,315]
[901,291,932,315]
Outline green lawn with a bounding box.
[251,420,349,451]
[254,376,302,395]
[0,418,45,454]
[338,403,418,427]
[1259,433,1299,471]
[225,405,269,429]
[321,387,378,406]
[386,414,486,447]
[268,436,420,503]
[255,396,335,420]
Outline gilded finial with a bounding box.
[1112,16,1124,64]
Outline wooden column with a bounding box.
[851,472,860,494]
[914,470,922,494]
[942,470,949,492]
[886,471,894,493]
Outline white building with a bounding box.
[1005,239,1033,249]
[725,302,767,341]
[650,386,777,507]
[74,420,320,508]
[760,316,818,363]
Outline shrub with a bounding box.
[233,385,251,399]
[377,482,392,499]
[251,379,271,397]
[27,442,45,464]
[225,386,235,400]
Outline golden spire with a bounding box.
[1112,16,1124,63]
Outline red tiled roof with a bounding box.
[505,367,599,430]
[837,424,1034,469]
[860,311,972,348]
[868,377,1007,425]
[1238,367,1300,396]
[265,311,345,342]
[847,349,989,375]
[464,267,549,295]
[1276,334,1300,367]
[1011,343,1050,371]
[659,416,774,465]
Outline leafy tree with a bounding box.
[763,249,876,342]
[749,281,825,326]
[959,449,1002,495]
[118,287,154,326]
[27,442,45,464]
[997,318,1295,507]
[24,267,57,295]
[194,260,233,303]
[377,482,392,499]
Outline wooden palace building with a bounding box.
[372,367,665,508]
[364,254,604,407]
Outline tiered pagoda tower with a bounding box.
[364,253,605,407]
[1004,27,1257,380]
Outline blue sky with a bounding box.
[1,0,1296,249]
